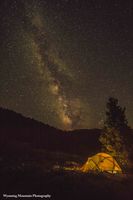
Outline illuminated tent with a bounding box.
[81,153,122,174]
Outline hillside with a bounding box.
[0,107,101,156]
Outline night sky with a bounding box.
[0,0,133,130]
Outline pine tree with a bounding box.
[99,97,129,170]
[104,97,128,131]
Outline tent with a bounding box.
[81,153,122,174]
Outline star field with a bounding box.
[0,0,133,130]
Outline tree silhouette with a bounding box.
[104,97,129,131]
[99,97,130,170]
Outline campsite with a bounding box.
[0,0,133,199]
[0,107,133,200]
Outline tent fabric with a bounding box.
[81,152,122,174]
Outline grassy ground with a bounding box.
[0,147,133,200]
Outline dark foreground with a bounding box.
[1,169,133,200]
[0,149,133,200]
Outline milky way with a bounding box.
[23,4,85,130]
[0,0,133,130]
